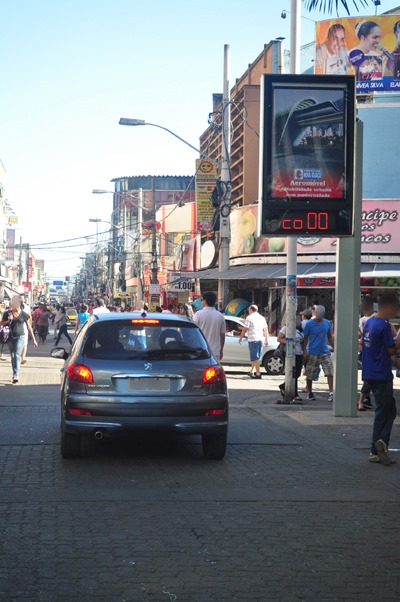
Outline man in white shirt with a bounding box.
[238,304,269,379]
[92,298,110,315]
[193,292,226,361]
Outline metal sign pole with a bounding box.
[333,120,363,417]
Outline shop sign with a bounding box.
[149,284,161,295]
[195,159,217,233]
[298,277,336,287]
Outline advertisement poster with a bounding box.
[315,15,400,92]
[271,86,346,200]
[230,200,400,257]
[195,159,217,233]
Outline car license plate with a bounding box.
[128,378,170,392]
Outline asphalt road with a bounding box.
[1,341,400,601]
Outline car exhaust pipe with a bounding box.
[94,430,104,440]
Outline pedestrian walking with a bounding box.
[53,304,62,338]
[278,316,304,401]
[0,301,37,384]
[193,291,226,361]
[35,304,52,343]
[303,305,334,402]
[16,295,32,365]
[238,304,269,379]
[362,294,400,466]
[92,298,110,315]
[74,304,90,338]
[55,307,73,345]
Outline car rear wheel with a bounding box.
[263,351,285,376]
[61,431,82,458]
[202,433,227,460]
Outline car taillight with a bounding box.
[205,409,225,416]
[69,408,91,416]
[66,364,94,384]
[202,366,225,384]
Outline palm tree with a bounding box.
[303,0,371,16]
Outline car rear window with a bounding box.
[83,320,210,360]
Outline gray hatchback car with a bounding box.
[51,312,228,460]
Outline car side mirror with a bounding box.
[50,347,69,360]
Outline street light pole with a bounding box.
[151,177,158,285]
[118,119,217,164]
[137,188,144,300]
[218,43,231,310]
[89,218,101,297]
[283,0,301,403]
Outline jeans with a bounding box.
[7,335,26,379]
[56,324,73,345]
[37,324,49,342]
[369,381,397,454]
[280,354,303,397]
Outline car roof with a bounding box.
[92,312,193,324]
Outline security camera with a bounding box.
[281,10,287,19]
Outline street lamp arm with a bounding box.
[118,118,218,165]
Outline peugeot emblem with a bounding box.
[144,363,152,371]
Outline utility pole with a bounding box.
[283,0,301,403]
[137,188,144,300]
[94,220,99,296]
[218,43,231,311]
[25,243,30,306]
[18,237,23,286]
[151,177,158,285]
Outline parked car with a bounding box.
[223,316,284,375]
[51,312,228,460]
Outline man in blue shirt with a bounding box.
[362,294,400,466]
[303,305,334,402]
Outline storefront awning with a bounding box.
[181,262,400,281]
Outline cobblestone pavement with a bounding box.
[0,340,400,601]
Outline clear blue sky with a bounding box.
[0,0,377,277]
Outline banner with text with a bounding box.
[195,159,217,233]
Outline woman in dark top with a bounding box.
[0,303,37,384]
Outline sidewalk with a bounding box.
[226,366,400,459]
[0,333,65,388]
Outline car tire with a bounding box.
[263,351,285,376]
[202,433,227,460]
[61,431,82,458]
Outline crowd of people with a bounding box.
[1,290,399,467]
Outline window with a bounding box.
[83,320,209,360]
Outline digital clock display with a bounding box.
[263,208,352,236]
[260,74,356,238]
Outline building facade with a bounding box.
[196,42,400,333]
[110,175,196,306]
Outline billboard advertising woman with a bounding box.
[315,15,400,92]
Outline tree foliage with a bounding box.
[303,0,371,16]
